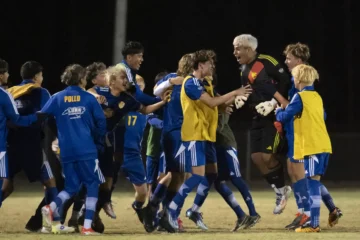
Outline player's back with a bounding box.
[47,86,104,162]
[123,111,147,153]
[159,73,183,133]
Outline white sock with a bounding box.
[49,202,57,212]
[304,211,310,217]
[298,208,304,214]
[191,204,200,212]
[84,219,92,229]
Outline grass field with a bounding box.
[0,185,359,240]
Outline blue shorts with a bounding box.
[62,159,105,194]
[289,157,304,163]
[216,146,241,180]
[146,155,158,184]
[0,151,9,179]
[158,152,166,175]
[163,130,191,173]
[122,152,146,185]
[206,142,217,164]
[304,153,329,177]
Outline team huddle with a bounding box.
[0,34,343,235]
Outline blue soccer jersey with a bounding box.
[41,86,106,163]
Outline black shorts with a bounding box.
[98,146,114,178]
[250,116,280,154]
[7,131,44,182]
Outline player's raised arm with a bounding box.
[275,93,302,123]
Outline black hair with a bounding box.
[0,58,9,74]
[122,41,144,58]
[61,64,86,86]
[20,61,43,79]
[154,71,169,84]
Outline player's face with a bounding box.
[285,53,302,71]
[233,45,251,65]
[0,72,9,85]
[34,72,43,85]
[113,71,129,92]
[200,61,213,78]
[93,71,108,87]
[127,53,144,70]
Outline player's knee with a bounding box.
[42,177,56,188]
[214,179,225,191]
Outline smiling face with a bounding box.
[126,53,144,70]
[285,53,303,71]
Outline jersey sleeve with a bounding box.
[90,95,107,138]
[41,95,56,115]
[276,93,303,123]
[135,85,160,105]
[2,91,37,126]
[40,88,51,109]
[184,78,204,100]
[263,57,291,98]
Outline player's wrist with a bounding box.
[270,98,278,107]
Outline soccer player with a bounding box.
[166,50,252,231]
[119,41,159,105]
[41,64,106,235]
[5,61,57,221]
[282,43,342,229]
[0,58,41,207]
[276,64,333,232]
[146,71,168,198]
[233,34,292,214]
[142,53,195,233]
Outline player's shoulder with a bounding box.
[257,54,280,66]
[0,87,10,99]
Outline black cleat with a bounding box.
[232,215,250,231]
[92,212,105,233]
[285,213,303,230]
[142,204,157,233]
[244,214,261,229]
[25,215,42,232]
[68,218,80,233]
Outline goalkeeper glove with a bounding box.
[255,98,278,116]
[234,95,248,109]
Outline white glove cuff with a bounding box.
[270,98,278,107]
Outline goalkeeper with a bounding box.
[233,34,292,214]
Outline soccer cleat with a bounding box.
[232,215,250,231]
[244,214,261,229]
[103,202,116,219]
[92,212,105,233]
[158,208,176,233]
[185,208,208,230]
[295,225,321,233]
[178,218,185,232]
[132,202,145,224]
[68,218,80,233]
[328,207,343,227]
[285,213,302,230]
[51,224,75,234]
[273,186,292,214]
[81,227,101,235]
[25,215,42,232]
[166,209,179,232]
[41,205,53,233]
[299,214,310,226]
[40,226,51,234]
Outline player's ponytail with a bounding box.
[61,64,86,86]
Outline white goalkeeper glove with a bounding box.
[235,95,248,109]
[255,98,278,116]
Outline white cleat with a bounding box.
[41,205,53,232]
[51,224,75,234]
[273,185,292,214]
[40,226,51,234]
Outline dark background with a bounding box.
[1,0,359,181]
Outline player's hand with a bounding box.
[161,89,172,103]
[234,95,248,109]
[235,85,252,97]
[103,108,114,118]
[255,99,277,116]
[96,95,106,104]
[169,76,184,85]
[225,105,233,114]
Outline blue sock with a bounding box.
[191,173,216,212]
[0,179,3,207]
[169,174,204,217]
[320,184,336,213]
[308,179,321,228]
[45,187,58,204]
[230,177,257,216]
[293,179,309,214]
[214,180,245,218]
[150,183,167,207]
[162,190,176,209]
[83,183,99,229]
[51,191,71,221]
